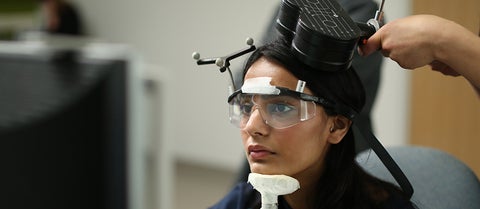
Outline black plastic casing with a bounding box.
[276,0,363,71]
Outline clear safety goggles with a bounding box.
[228,92,318,129]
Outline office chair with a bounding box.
[357,146,480,209]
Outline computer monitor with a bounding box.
[0,39,146,209]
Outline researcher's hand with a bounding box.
[358,15,460,76]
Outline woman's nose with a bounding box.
[243,107,269,135]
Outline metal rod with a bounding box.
[374,0,385,22]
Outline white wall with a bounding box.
[371,0,412,146]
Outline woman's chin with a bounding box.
[249,163,281,175]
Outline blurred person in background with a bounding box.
[38,0,84,36]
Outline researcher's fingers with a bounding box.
[358,31,382,56]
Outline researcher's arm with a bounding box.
[359,15,480,91]
[434,18,480,92]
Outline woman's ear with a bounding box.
[327,116,352,144]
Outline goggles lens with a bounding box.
[229,93,316,129]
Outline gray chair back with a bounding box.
[357,146,480,209]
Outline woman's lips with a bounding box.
[248,145,275,160]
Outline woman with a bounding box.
[209,38,415,209]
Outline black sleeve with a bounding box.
[209,183,256,209]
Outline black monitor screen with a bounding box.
[0,50,129,209]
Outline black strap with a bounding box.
[353,125,414,199]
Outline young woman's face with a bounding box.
[241,57,338,180]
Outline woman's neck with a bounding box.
[283,183,317,209]
[283,146,329,209]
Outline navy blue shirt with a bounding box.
[209,183,416,209]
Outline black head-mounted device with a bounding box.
[276,0,379,71]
